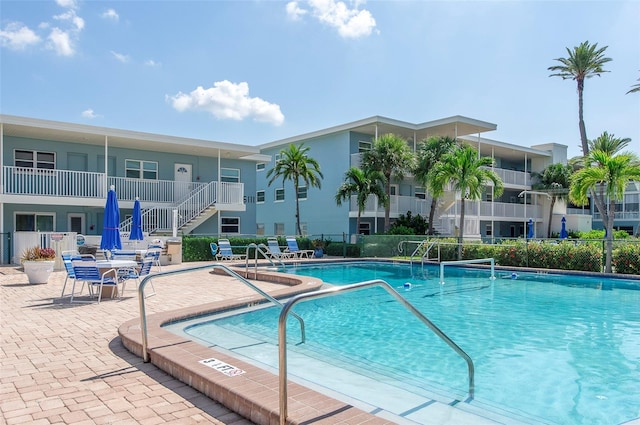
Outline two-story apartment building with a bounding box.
[256,116,572,240]
[0,115,270,263]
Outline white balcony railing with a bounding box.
[482,167,531,186]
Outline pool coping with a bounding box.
[118,264,397,425]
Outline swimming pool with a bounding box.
[171,261,640,425]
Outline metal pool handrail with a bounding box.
[277,279,475,425]
[439,257,496,284]
[138,263,306,363]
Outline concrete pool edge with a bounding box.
[118,266,397,425]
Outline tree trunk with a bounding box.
[577,79,589,156]
[384,178,391,232]
[458,199,465,260]
[294,184,301,236]
[428,196,438,235]
[356,213,361,237]
[605,200,615,273]
[547,197,556,238]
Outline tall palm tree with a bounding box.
[335,166,387,235]
[570,144,640,273]
[431,145,504,259]
[627,72,640,94]
[414,135,458,235]
[532,163,573,238]
[266,143,323,236]
[361,133,415,232]
[588,131,632,155]
[548,41,612,156]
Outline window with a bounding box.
[256,163,265,171]
[415,187,426,200]
[15,213,54,231]
[297,186,307,200]
[256,223,265,235]
[274,223,285,235]
[256,190,265,203]
[14,150,55,169]
[126,159,158,179]
[299,222,308,236]
[485,224,493,236]
[221,217,240,233]
[486,191,493,202]
[221,168,240,183]
[359,222,371,235]
[274,153,282,162]
[275,188,285,202]
[358,141,372,153]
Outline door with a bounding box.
[68,213,85,235]
[174,163,192,202]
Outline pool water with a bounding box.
[180,262,640,425]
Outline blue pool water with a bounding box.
[180,262,640,425]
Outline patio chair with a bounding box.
[70,259,119,303]
[119,257,156,298]
[111,250,137,261]
[216,239,246,261]
[145,247,162,272]
[285,237,313,259]
[60,250,82,298]
[266,237,294,260]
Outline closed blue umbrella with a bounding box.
[527,218,534,239]
[129,197,144,242]
[560,216,568,239]
[100,185,122,251]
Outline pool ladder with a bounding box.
[399,239,440,264]
[278,279,475,425]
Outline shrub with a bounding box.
[325,242,361,257]
[612,243,640,275]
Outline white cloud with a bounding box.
[286,1,307,20]
[111,51,129,63]
[168,80,285,126]
[288,0,377,38]
[145,59,161,67]
[54,9,84,31]
[47,27,73,56]
[81,109,99,119]
[102,9,119,22]
[0,22,41,50]
[56,0,77,9]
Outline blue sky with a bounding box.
[1,0,639,159]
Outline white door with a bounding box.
[174,163,192,201]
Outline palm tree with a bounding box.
[569,138,640,273]
[414,135,458,235]
[532,163,573,238]
[548,41,612,156]
[335,166,387,235]
[627,72,640,94]
[431,145,504,259]
[266,143,323,236]
[361,133,415,232]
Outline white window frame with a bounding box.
[221,217,240,233]
[15,212,55,231]
[256,190,265,203]
[275,188,285,202]
[14,149,56,170]
[297,186,307,200]
[358,141,372,153]
[221,168,240,183]
[274,153,282,163]
[256,223,265,235]
[415,187,426,200]
[274,223,285,235]
[126,159,158,180]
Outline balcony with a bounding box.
[1,166,244,208]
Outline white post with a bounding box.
[172,209,178,237]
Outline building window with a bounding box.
[15,213,55,231]
[486,191,493,202]
[126,160,158,179]
[256,223,265,235]
[274,153,282,163]
[275,188,285,202]
[221,168,240,183]
[297,186,307,200]
[256,190,265,203]
[415,187,426,200]
[485,224,493,236]
[358,141,372,152]
[274,223,285,235]
[221,217,240,233]
[15,150,55,170]
[359,222,370,235]
[256,163,265,171]
[299,222,308,236]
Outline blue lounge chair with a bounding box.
[266,237,293,259]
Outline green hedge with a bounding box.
[325,242,361,257]
[182,236,315,261]
[612,243,640,275]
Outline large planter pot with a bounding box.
[23,261,55,284]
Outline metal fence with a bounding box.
[358,235,640,276]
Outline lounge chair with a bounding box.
[216,239,246,261]
[266,237,294,259]
[118,257,156,297]
[285,237,313,258]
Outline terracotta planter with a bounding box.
[23,261,55,284]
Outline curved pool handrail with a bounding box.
[278,279,475,425]
[138,262,306,363]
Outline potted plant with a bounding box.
[313,239,325,258]
[21,246,56,284]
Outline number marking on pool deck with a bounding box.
[199,358,246,376]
